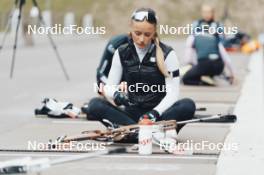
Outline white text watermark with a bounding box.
[159,24,238,35]
[27,24,106,35]
[28,140,106,151]
[159,139,238,152]
[94,82,172,94]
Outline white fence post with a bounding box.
[82,14,93,28]
[42,10,52,28]
[64,12,75,28]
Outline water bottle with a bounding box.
[138,116,153,155]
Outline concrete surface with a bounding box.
[216,49,264,174]
[0,34,251,174]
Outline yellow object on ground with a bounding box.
[241,40,261,54]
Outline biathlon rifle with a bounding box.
[55,114,236,143]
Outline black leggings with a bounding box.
[84,97,196,126]
[182,58,224,85]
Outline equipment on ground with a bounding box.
[54,114,236,144]
[0,147,126,174]
[0,0,70,80]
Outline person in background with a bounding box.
[96,34,129,87]
[182,4,235,86]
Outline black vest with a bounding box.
[193,20,221,60]
[118,39,173,109]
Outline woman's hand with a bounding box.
[229,75,235,84]
[113,91,131,106]
[227,74,235,85]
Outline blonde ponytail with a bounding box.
[155,37,170,78]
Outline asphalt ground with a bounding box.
[0,35,249,175]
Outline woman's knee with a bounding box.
[182,74,189,84]
[182,70,200,85]
[82,97,108,120]
[162,98,196,121]
[179,98,196,117]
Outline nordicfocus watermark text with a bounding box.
[159,24,238,35]
[94,82,171,93]
[28,24,106,35]
[160,140,238,152]
[28,140,106,151]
